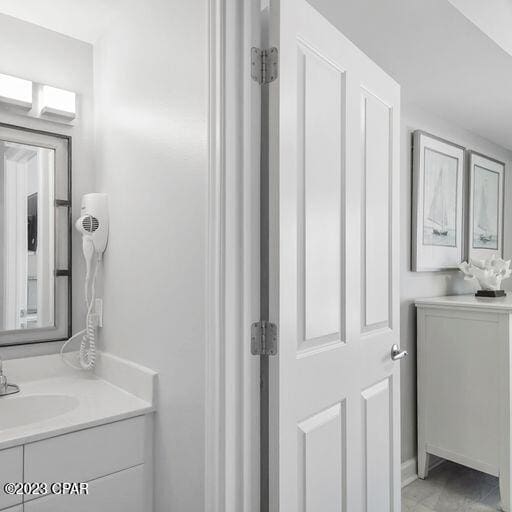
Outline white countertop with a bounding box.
[0,352,156,450]
[415,293,512,311]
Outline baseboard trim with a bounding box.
[401,458,418,488]
[401,455,445,488]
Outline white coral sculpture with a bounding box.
[458,255,512,291]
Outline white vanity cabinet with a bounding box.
[24,465,145,512]
[0,415,152,512]
[0,447,23,510]
[416,295,512,511]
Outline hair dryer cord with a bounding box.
[60,254,100,370]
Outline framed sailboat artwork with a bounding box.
[467,151,504,260]
[412,131,465,271]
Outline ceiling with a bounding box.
[448,0,512,57]
[308,0,512,150]
[0,0,511,149]
[0,0,123,43]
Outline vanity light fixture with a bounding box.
[0,73,32,109]
[40,85,76,119]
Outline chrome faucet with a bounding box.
[0,357,19,396]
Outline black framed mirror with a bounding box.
[0,123,71,345]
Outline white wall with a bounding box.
[93,1,208,510]
[400,103,512,463]
[0,14,94,359]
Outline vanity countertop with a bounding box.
[0,352,157,450]
[415,293,512,311]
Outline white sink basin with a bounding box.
[0,394,79,430]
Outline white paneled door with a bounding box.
[267,1,401,511]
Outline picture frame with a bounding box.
[467,151,505,260]
[412,130,465,271]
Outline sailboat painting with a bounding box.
[472,166,499,250]
[412,131,465,271]
[423,148,458,247]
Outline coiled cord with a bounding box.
[60,254,100,370]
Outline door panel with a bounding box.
[297,403,346,512]
[362,92,392,331]
[298,41,344,350]
[268,1,401,511]
[362,378,392,512]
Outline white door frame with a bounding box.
[206,1,261,511]
[4,158,29,330]
[207,2,405,511]
[206,3,404,511]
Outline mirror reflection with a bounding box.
[0,140,55,331]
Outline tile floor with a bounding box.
[402,461,501,511]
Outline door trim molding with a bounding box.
[205,0,225,510]
[401,458,419,488]
[206,0,260,511]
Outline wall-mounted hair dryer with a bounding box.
[76,193,109,253]
[61,193,109,370]
[75,193,109,280]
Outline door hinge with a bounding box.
[251,47,278,85]
[251,321,278,356]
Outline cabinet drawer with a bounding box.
[0,446,22,510]
[25,416,145,488]
[24,465,145,512]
